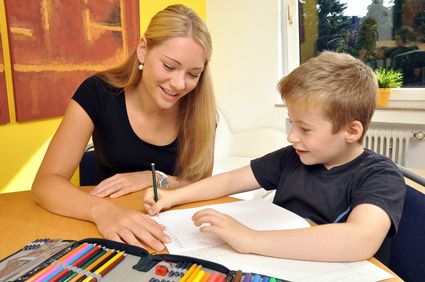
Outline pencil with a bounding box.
[200,272,211,282]
[186,264,202,282]
[232,270,243,282]
[180,264,197,282]
[66,249,113,282]
[26,243,88,282]
[98,252,125,277]
[93,251,124,275]
[151,162,158,202]
[191,269,206,282]
[88,250,116,273]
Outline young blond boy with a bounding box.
[144,51,405,262]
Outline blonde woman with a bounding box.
[32,4,216,251]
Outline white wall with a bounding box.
[206,0,425,169]
[206,0,287,133]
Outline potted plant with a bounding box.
[374,67,403,107]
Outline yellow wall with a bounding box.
[0,0,206,194]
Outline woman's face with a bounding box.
[138,36,206,110]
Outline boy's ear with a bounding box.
[136,37,148,64]
[345,121,363,143]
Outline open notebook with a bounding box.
[153,199,393,282]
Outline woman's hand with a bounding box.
[91,202,170,251]
[143,188,176,215]
[192,208,256,254]
[90,171,151,198]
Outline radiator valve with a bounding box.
[414,131,425,141]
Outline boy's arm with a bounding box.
[247,203,391,261]
[144,165,261,214]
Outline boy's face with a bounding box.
[286,101,351,170]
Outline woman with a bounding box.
[32,4,216,251]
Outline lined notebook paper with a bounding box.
[153,199,393,281]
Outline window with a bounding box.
[287,0,425,89]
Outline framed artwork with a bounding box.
[5,0,140,122]
[0,32,9,124]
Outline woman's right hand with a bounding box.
[143,188,176,215]
[91,202,170,251]
[90,171,152,199]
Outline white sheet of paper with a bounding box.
[155,199,311,253]
[153,199,393,281]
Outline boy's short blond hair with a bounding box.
[278,51,377,143]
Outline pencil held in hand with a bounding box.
[151,163,158,202]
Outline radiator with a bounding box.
[363,127,414,166]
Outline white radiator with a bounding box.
[363,127,413,166]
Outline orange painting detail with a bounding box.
[0,32,9,124]
[5,0,139,121]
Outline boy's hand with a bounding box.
[143,188,175,215]
[192,208,256,254]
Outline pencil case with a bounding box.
[0,238,287,282]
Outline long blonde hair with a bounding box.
[98,4,216,181]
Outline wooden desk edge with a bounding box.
[0,189,403,281]
[405,168,425,194]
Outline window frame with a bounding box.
[279,0,425,109]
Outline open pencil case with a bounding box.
[0,238,287,282]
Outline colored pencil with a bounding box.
[61,270,78,282]
[200,272,211,282]
[180,264,197,282]
[192,269,206,282]
[97,252,125,277]
[187,264,202,282]
[207,272,221,282]
[232,270,243,282]
[253,274,261,282]
[86,250,115,272]
[39,244,95,281]
[80,248,107,269]
[66,248,107,282]
[49,245,101,282]
[66,249,113,282]
[93,251,124,274]
[50,268,70,282]
[215,273,227,282]
[26,243,88,282]
[242,273,252,282]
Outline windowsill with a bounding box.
[275,88,425,126]
[384,88,425,110]
[275,88,425,111]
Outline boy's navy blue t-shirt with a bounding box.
[250,146,405,235]
[72,75,178,184]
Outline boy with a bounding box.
[144,51,405,262]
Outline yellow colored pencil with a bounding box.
[186,264,203,282]
[192,269,206,282]
[93,251,124,274]
[85,250,113,272]
[81,275,93,282]
[180,264,197,282]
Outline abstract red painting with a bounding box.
[0,32,9,124]
[5,0,139,121]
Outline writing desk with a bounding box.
[0,187,401,281]
[405,168,425,194]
